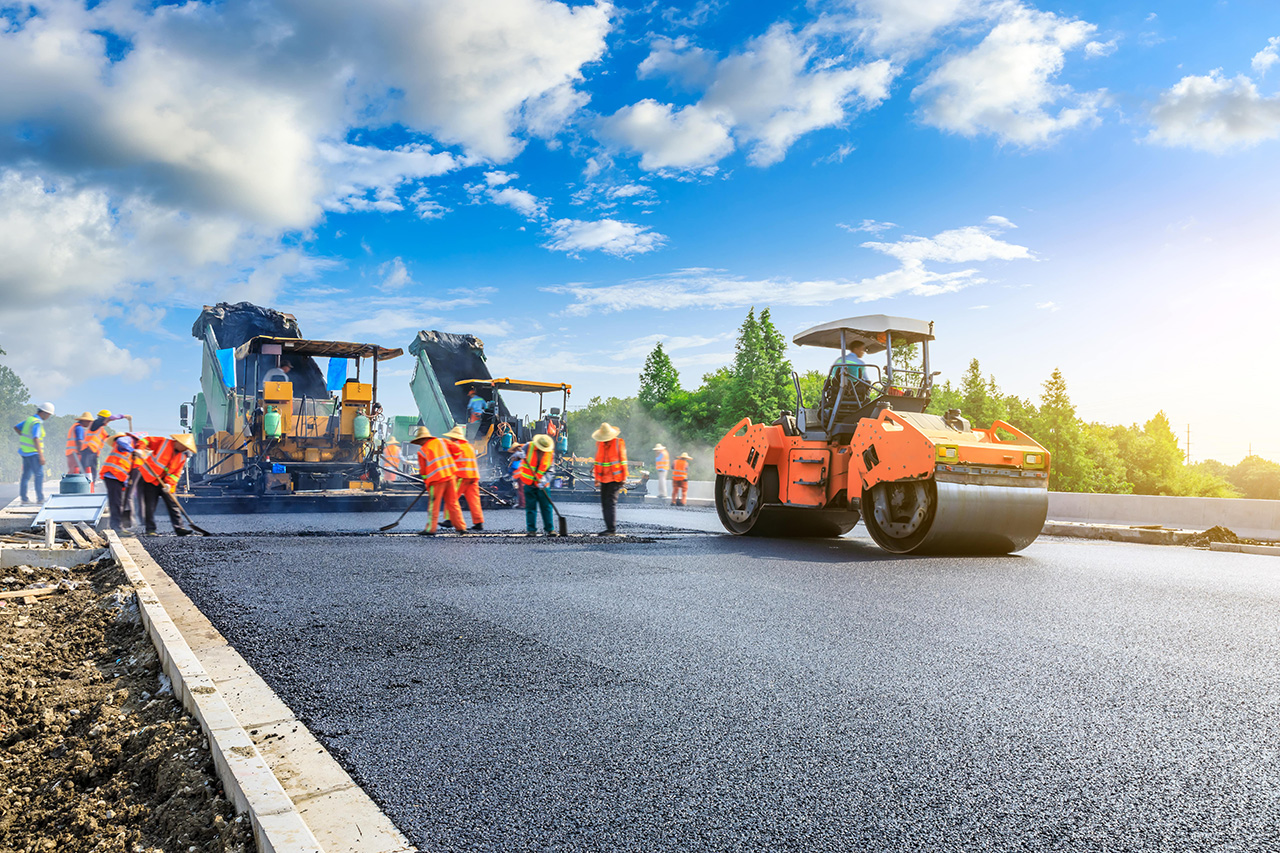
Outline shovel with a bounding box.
[380,484,428,532]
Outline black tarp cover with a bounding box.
[191,302,328,398]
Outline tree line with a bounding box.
[566,310,1280,499]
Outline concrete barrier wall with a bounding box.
[1047,492,1280,540]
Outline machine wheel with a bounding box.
[862,479,936,553]
[715,474,765,535]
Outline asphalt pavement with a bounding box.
[143,505,1280,852]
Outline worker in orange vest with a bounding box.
[99,433,145,531]
[592,422,627,535]
[515,434,556,536]
[410,426,466,535]
[441,425,484,531]
[671,452,691,506]
[138,434,196,536]
[382,437,401,482]
[65,412,93,476]
[653,444,670,499]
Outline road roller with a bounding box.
[713,315,1050,554]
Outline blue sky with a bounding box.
[2,0,1279,463]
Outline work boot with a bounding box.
[470,523,484,531]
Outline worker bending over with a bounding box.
[100,433,144,532]
[592,422,627,536]
[138,434,196,536]
[671,452,691,506]
[515,434,556,536]
[441,425,484,531]
[13,402,55,505]
[411,426,466,536]
[653,444,669,499]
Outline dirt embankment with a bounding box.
[0,555,254,852]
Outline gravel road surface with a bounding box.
[144,506,1280,852]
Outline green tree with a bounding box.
[638,342,680,411]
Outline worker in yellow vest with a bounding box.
[410,426,466,535]
[382,437,401,482]
[100,434,144,531]
[592,422,627,536]
[138,434,196,536]
[671,452,691,506]
[653,444,670,499]
[441,425,484,530]
[515,434,556,536]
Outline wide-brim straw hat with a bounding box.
[442,425,467,441]
[678,452,692,459]
[653,444,666,451]
[409,426,433,445]
[169,434,197,454]
[591,422,620,442]
[531,434,555,453]
[77,411,94,421]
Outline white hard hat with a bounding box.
[37,401,55,415]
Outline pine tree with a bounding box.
[638,342,681,411]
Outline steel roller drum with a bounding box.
[863,475,1048,555]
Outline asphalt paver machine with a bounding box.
[714,315,1050,554]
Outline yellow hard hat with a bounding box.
[169,434,197,454]
[97,409,112,418]
[409,426,433,445]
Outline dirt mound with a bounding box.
[0,556,254,852]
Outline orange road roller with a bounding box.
[713,315,1050,554]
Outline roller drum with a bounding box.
[863,476,1048,555]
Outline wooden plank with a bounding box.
[0,586,57,601]
[76,522,107,548]
[62,523,91,549]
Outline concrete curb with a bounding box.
[105,530,326,853]
[1209,542,1280,557]
[1041,521,1195,546]
[114,533,416,853]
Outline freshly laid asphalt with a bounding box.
[144,506,1280,852]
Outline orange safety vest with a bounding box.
[417,438,457,484]
[515,449,553,486]
[85,424,110,454]
[382,443,401,482]
[672,457,689,481]
[444,438,479,480]
[139,438,187,490]
[99,437,136,483]
[655,449,670,472]
[593,439,628,484]
[65,423,87,456]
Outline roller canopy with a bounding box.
[793,315,934,353]
[457,378,572,394]
[235,336,404,361]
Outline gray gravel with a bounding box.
[144,509,1280,851]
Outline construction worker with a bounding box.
[13,401,54,505]
[592,422,627,536]
[410,426,466,536]
[138,434,196,536]
[100,433,144,531]
[653,444,670,499]
[508,446,526,508]
[441,425,484,530]
[515,434,556,536]
[466,387,485,423]
[671,452,691,506]
[81,410,129,491]
[65,412,94,476]
[382,437,401,482]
